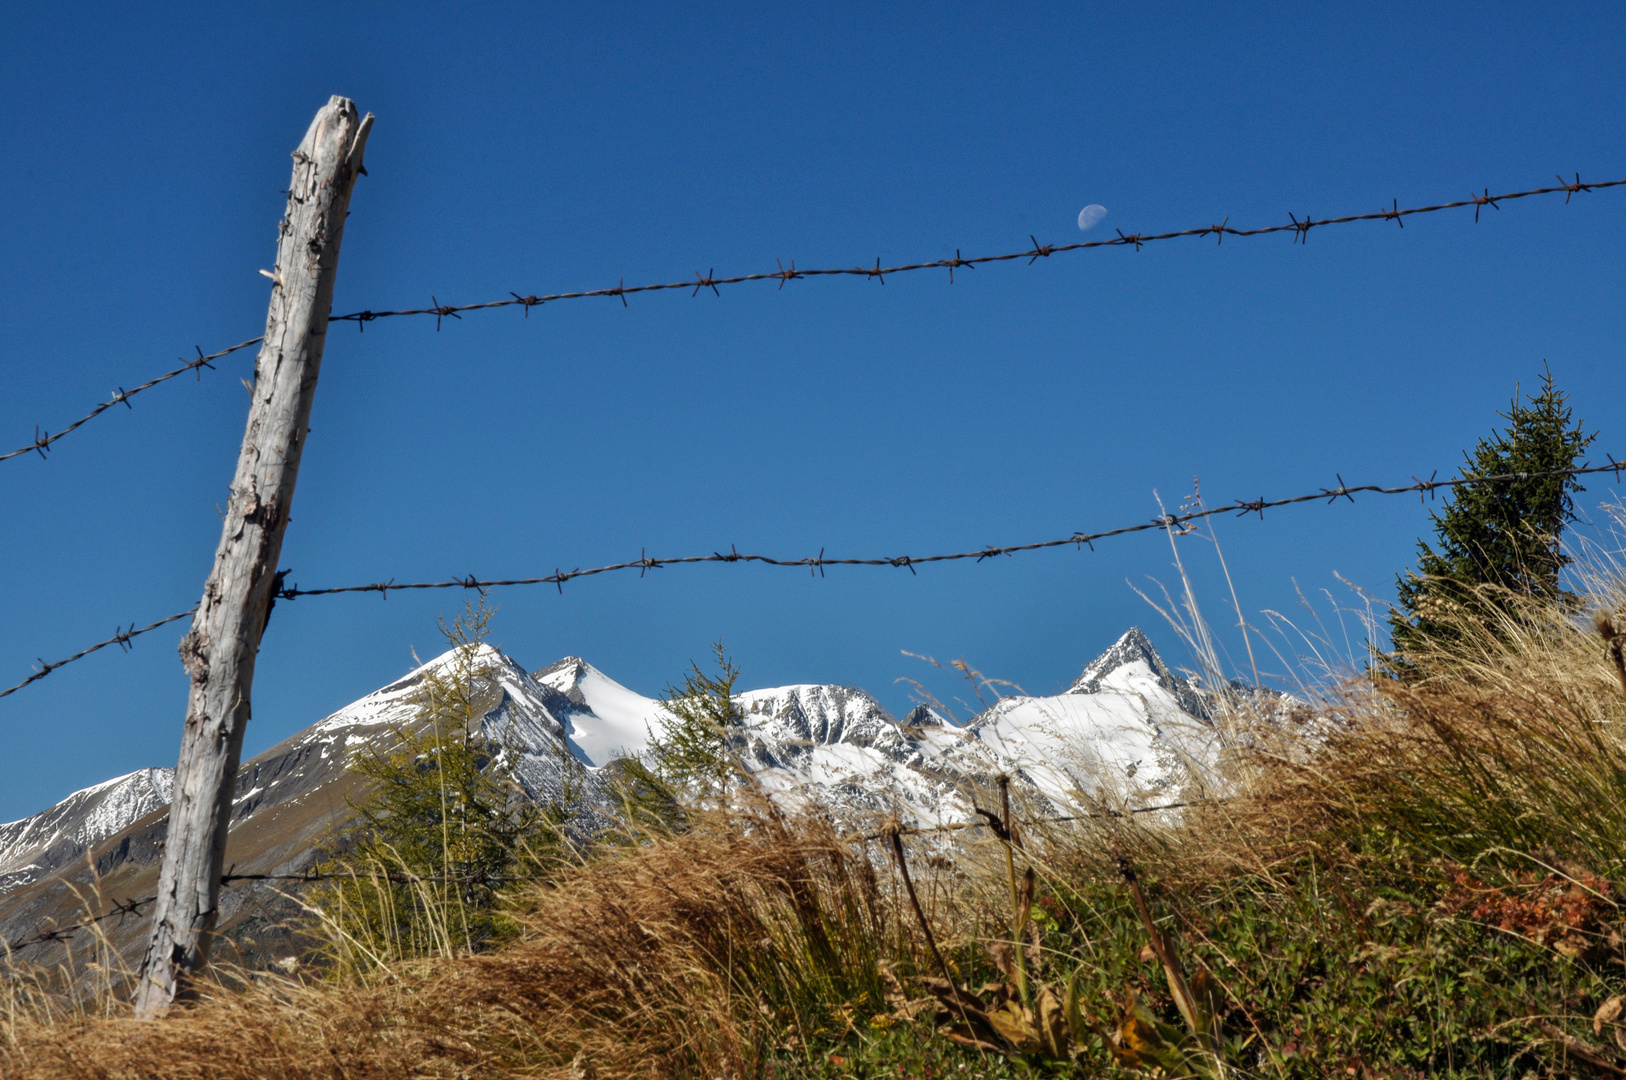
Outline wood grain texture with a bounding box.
[133,96,372,1019]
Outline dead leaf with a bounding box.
[1036,984,1070,1058]
[987,1000,1040,1052]
[938,1023,1004,1052]
[1596,995,1626,1051]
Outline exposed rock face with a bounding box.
[0,768,174,893]
[0,631,1221,972]
[1069,626,1213,718]
[0,646,603,973]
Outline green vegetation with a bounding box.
[309,597,577,967]
[645,641,747,799]
[1390,367,1595,661]
[603,642,747,832]
[9,408,1626,1080]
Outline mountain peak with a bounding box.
[531,656,593,709]
[0,767,175,893]
[1068,627,1216,719]
[1069,627,1165,691]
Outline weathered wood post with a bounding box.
[133,96,372,1019]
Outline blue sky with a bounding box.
[2,2,1623,821]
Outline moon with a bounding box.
[1077,204,1107,231]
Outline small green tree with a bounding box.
[1389,368,1594,661]
[645,642,747,802]
[312,597,574,966]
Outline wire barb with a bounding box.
[430,296,462,331]
[11,459,1626,701]
[1558,172,1592,203]
[509,292,544,316]
[1115,228,1145,250]
[10,175,1625,468]
[692,269,721,298]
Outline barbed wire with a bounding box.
[270,459,1626,599]
[327,174,1622,326]
[7,458,1621,701]
[6,174,1619,468]
[2,867,550,954]
[859,801,1197,842]
[0,339,262,465]
[0,609,196,700]
[6,804,1186,953]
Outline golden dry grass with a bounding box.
[8,569,1626,1078]
[1,807,895,1080]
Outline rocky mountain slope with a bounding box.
[0,768,174,893]
[0,628,1219,971]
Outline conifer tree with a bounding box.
[314,597,574,963]
[1390,368,1594,660]
[644,642,747,802]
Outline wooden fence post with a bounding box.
[132,96,372,1019]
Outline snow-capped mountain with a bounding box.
[0,768,174,893]
[0,645,604,970]
[0,629,1218,969]
[527,629,1217,827]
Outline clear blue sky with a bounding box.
[2,2,1623,821]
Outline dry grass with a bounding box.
[1,806,896,1080]
[9,563,1626,1078]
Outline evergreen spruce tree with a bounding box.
[314,597,574,963]
[645,642,746,798]
[1389,368,1594,661]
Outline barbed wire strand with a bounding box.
[6,175,1619,467]
[6,805,1189,953]
[7,458,1621,702]
[270,459,1626,598]
[0,609,195,700]
[0,339,262,465]
[331,175,1626,326]
[2,867,541,954]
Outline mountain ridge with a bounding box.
[0,629,1220,973]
